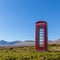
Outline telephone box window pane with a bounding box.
[39,27,44,47]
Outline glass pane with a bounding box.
[39,27,44,47]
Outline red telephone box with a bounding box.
[35,21,48,51]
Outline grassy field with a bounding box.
[0,44,60,60]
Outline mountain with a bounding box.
[0,40,21,46]
[0,40,8,45]
[0,39,60,46]
[0,40,35,46]
[9,41,21,45]
[49,39,60,44]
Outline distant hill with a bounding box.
[49,39,60,44]
[0,39,60,46]
[0,40,21,46]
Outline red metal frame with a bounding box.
[35,21,48,51]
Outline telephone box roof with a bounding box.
[36,21,47,24]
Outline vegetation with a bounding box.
[0,44,60,60]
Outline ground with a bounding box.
[0,44,60,60]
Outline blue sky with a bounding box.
[0,0,60,41]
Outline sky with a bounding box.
[0,0,60,41]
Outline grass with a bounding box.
[0,44,60,60]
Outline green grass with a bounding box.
[0,44,60,60]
